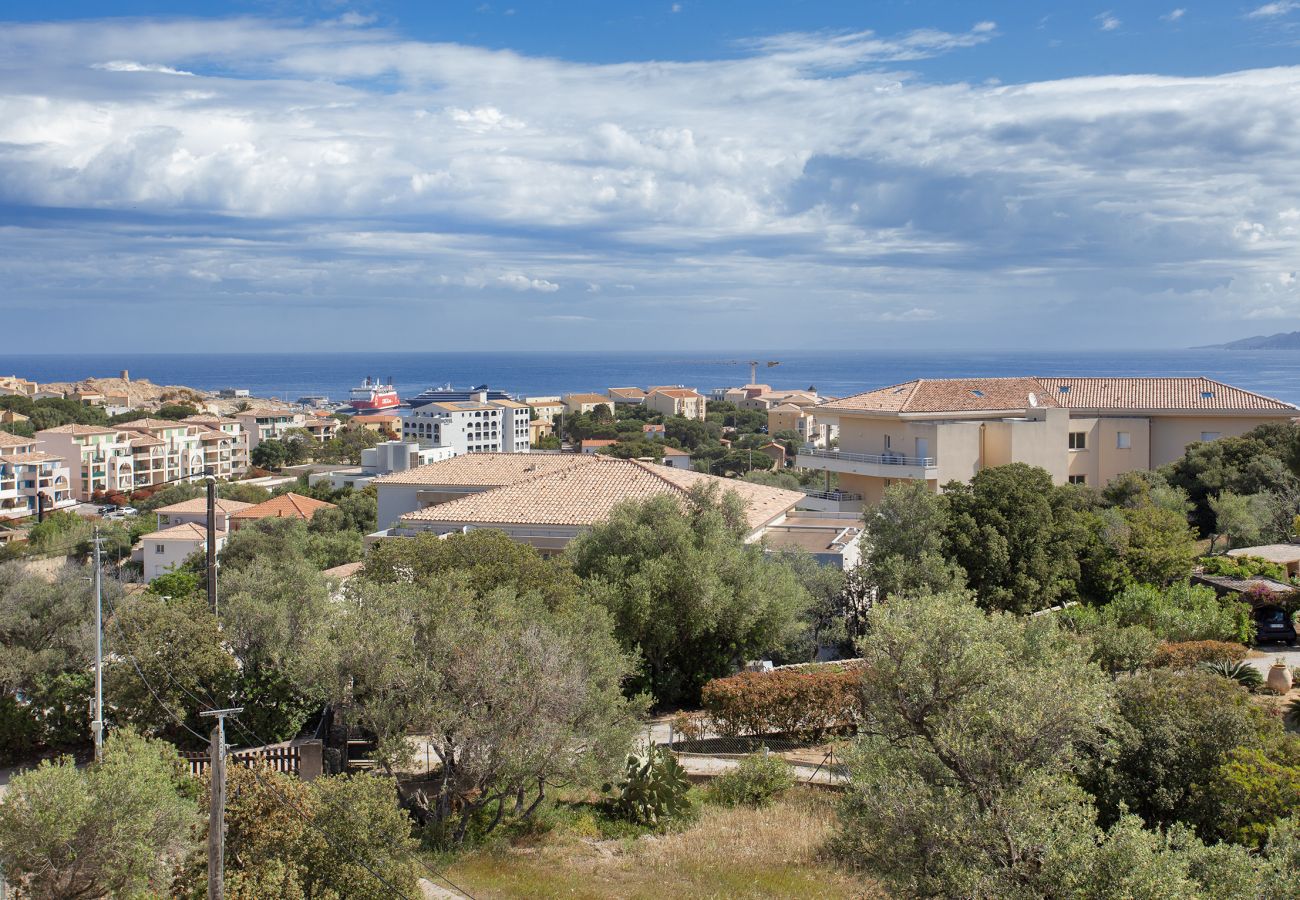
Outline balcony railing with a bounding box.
[799,447,936,467]
[801,489,865,502]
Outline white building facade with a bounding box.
[403,392,531,455]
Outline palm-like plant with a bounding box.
[1199,659,1265,691]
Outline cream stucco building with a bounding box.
[797,377,1298,505]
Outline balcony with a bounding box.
[797,488,865,514]
[796,446,938,481]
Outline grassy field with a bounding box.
[438,788,879,899]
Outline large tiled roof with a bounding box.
[372,453,588,487]
[139,522,225,541]
[156,497,255,515]
[608,387,647,399]
[35,424,121,436]
[229,492,337,521]
[183,415,240,425]
[115,418,188,430]
[565,393,611,404]
[400,456,801,531]
[1035,377,1295,411]
[824,376,1297,415]
[650,388,703,399]
[3,451,62,464]
[0,432,34,449]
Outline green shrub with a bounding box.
[603,745,691,826]
[1199,660,1265,691]
[705,751,796,807]
[1151,640,1250,670]
[1105,583,1253,644]
[0,694,39,766]
[1200,555,1288,581]
[1199,747,1300,848]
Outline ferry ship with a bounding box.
[349,376,401,412]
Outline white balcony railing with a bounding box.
[799,447,936,468]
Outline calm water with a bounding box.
[5,350,1300,405]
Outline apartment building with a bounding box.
[182,415,251,472]
[114,418,210,488]
[768,401,834,448]
[646,388,707,421]
[797,377,1299,505]
[0,432,74,520]
[403,390,531,455]
[308,440,457,492]
[607,387,647,405]
[526,397,565,425]
[0,376,38,398]
[232,409,307,451]
[563,393,614,416]
[35,425,136,500]
[133,523,225,582]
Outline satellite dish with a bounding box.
[1028,392,1038,408]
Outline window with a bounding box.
[1068,475,1087,485]
[1116,431,1131,450]
[1201,391,1214,400]
[155,544,165,554]
[884,435,891,450]
[1201,432,1221,442]
[1069,432,1087,450]
[1058,385,1071,394]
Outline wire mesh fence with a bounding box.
[642,721,850,787]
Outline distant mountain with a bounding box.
[1196,331,1300,350]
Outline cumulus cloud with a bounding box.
[1248,2,1300,18]
[1096,11,1121,31]
[1162,8,1186,22]
[2,15,1300,350]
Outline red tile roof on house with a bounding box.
[0,432,34,450]
[156,498,255,515]
[823,377,1297,415]
[400,456,800,531]
[228,492,337,521]
[139,522,226,541]
[372,452,587,487]
[650,388,703,399]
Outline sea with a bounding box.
[6,350,1300,407]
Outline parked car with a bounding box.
[1254,605,1297,646]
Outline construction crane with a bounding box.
[747,360,780,384]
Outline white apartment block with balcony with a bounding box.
[115,419,213,489]
[403,391,531,455]
[797,377,1299,506]
[35,425,137,500]
[232,409,308,451]
[182,415,250,472]
[0,432,74,519]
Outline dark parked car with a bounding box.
[1254,605,1297,646]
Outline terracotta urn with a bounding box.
[1267,661,1293,695]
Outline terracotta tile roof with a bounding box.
[662,446,691,455]
[650,388,703,399]
[824,378,1058,414]
[156,498,255,515]
[197,429,232,442]
[494,400,529,409]
[3,451,62,464]
[565,393,611,404]
[236,409,302,418]
[115,418,189,430]
[770,403,805,413]
[1035,377,1295,411]
[183,415,240,425]
[825,376,1297,415]
[642,423,666,432]
[229,492,337,521]
[608,387,647,399]
[400,456,801,531]
[372,453,588,487]
[425,401,497,413]
[139,522,226,541]
[582,439,619,449]
[0,432,34,449]
[350,414,401,423]
[35,424,120,436]
[128,435,165,447]
[322,560,365,580]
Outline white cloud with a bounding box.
[671,3,682,12]
[498,273,560,292]
[1162,8,1186,22]
[92,60,193,75]
[1097,11,1121,31]
[4,16,1300,349]
[1247,1,1300,17]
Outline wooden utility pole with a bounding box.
[200,707,243,900]
[92,526,104,765]
[205,469,218,615]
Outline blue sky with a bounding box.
[3,1,1300,351]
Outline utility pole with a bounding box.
[92,526,104,765]
[205,469,218,615]
[200,707,243,900]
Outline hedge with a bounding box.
[1150,640,1250,670]
[701,668,863,740]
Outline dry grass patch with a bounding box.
[443,789,878,899]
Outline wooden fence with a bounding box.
[181,739,323,780]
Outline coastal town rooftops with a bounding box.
[423,401,499,413]
[823,377,1297,415]
[662,446,691,456]
[2,451,63,464]
[115,418,189,430]
[608,387,647,399]
[400,456,802,531]
[650,388,704,399]
[183,414,240,426]
[139,522,226,542]
[127,435,166,448]
[34,424,122,436]
[582,439,619,449]
[565,392,611,403]
[373,452,587,487]
[155,497,255,516]
[0,432,34,450]
[229,492,337,521]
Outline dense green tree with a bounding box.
[766,549,853,662]
[943,463,1090,613]
[862,480,966,600]
[218,517,362,575]
[1122,503,1200,585]
[836,590,1114,897]
[307,577,640,844]
[1165,435,1299,534]
[363,528,582,607]
[156,402,201,420]
[566,484,810,706]
[664,415,716,450]
[741,468,801,491]
[1209,490,1274,552]
[250,438,289,470]
[1083,669,1279,831]
[0,729,198,899]
[106,594,237,746]
[1200,745,1300,848]
[316,423,384,464]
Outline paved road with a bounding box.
[1246,645,1300,676]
